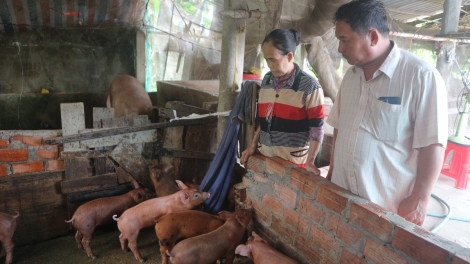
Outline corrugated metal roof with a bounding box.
[0,0,469,34]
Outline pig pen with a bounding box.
[0,80,254,263]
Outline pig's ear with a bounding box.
[235,212,250,227]
[176,180,189,190]
[179,192,190,204]
[131,180,140,189]
[164,165,174,174]
[235,244,252,258]
[217,211,232,220]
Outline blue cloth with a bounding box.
[200,81,253,214]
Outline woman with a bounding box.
[240,28,325,175]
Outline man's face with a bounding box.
[262,41,293,77]
[335,20,372,66]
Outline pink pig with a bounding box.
[0,211,19,264]
[235,231,299,264]
[106,75,158,123]
[65,180,154,259]
[113,180,210,262]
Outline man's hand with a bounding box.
[397,194,429,226]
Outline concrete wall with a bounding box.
[240,156,470,264]
[0,27,137,94]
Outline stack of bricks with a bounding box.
[0,131,65,177]
[241,154,470,264]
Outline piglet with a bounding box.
[155,210,226,264]
[167,208,252,264]
[148,165,179,197]
[0,211,19,264]
[235,231,299,264]
[65,180,154,259]
[113,180,210,262]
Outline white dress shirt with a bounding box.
[326,42,448,212]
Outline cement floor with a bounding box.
[423,173,470,248]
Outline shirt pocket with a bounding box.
[364,95,404,142]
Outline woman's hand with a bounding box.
[240,146,257,167]
[305,162,320,176]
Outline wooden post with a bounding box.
[216,1,247,146]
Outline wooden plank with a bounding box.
[79,129,158,148]
[109,141,153,191]
[165,101,212,115]
[0,171,68,247]
[61,149,111,159]
[64,158,91,180]
[153,147,215,160]
[44,116,217,145]
[60,173,118,194]
[68,182,134,203]
[60,103,86,151]
[94,157,107,175]
[105,157,115,173]
[116,166,134,184]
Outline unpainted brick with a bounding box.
[11,135,43,146]
[0,164,7,176]
[12,160,44,174]
[335,218,365,250]
[271,216,296,244]
[274,182,297,208]
[340,249,366,264]
[283,206,310,234]
[391,226,450,264]
[233,182,247,202]
[38,147,59,159]
[47,160,65,171]
[364,238,410,264]
[289,168,320,196]
[298,196,327,225]
[308,224,341,260]
[349,202,393,242]
[252,200,271,225]
[316,184,349,215]
[246,154,266,173]
[262,194,283,216]
[266,156,293,176]
[0,149,28,162]
[294,234,322,264]
[453,253,470,264]
[0,139,9,147]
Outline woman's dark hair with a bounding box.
[334,0,389,37]
[262,29,300,55]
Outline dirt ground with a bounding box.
[9,225,254,264]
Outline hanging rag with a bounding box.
[200,81,254,214]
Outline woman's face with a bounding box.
[262,41,294,77]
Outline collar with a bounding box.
[352,41,400,79]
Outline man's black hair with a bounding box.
[334,0,390,37]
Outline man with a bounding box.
[326,0,448,226]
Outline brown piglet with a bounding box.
[65,180,154,259]
[154,210,226,264]
[113,180,210,262]
[235,231,299,264]
[148,165,179,197]
[167,208,252,264]
[0,211,19,264]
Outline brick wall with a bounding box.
[0,130,65,177]
[240,155,470,264]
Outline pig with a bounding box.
[235,231,299,264]
[64,180,154,259]
[113,180,210,262]
[148,165,179,197]
[106,75,158,123]
[167,209,252,264]
[154,210,227,264]
[0,211,19,264]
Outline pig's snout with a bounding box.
[203,192,210,200]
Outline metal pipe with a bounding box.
[390,31,470,43]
